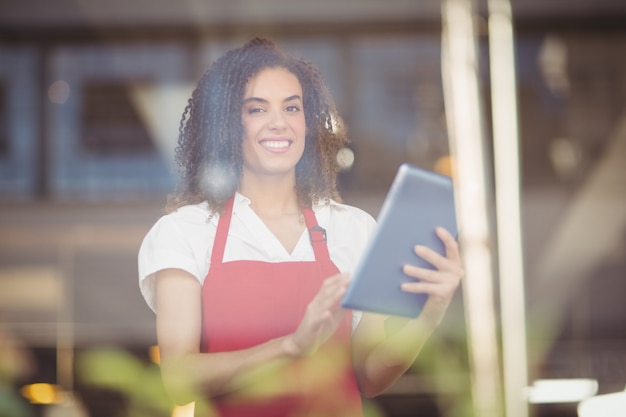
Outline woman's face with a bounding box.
[241,67,306,181]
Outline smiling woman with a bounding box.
[240,67,306,183]
[137,38,463,417]
[164,38,347,212]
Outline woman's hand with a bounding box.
[401,227,464,328]
[283,274,350,358]
[351,227,463,397]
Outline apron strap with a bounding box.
[210,195,235,265]
[302,207,331,264]
[212,196,332,265]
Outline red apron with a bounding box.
[200,196,363,417]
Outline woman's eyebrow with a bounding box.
[242,95,302,104]
[283,95,302,103]
[242,97,268,105]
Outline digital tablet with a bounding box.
[341,163,457,318]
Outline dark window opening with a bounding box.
[0,83,9,157]
[81,82,156,156]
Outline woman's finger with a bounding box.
[402,265,443,283]
[410,245,463,276]
[401,279,458,297]
[316,274,349,307]
[436,227,461,263]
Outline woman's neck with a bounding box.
[238,172,300,216]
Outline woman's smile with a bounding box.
[259,137,293,151]
[241,67,306,179]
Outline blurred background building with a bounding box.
[0,0,625,416]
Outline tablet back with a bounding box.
[341,163,457,318]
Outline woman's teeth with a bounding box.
[261,140,290,149]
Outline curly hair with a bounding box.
[166,38,349,214]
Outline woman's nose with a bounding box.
[268,110,287,130]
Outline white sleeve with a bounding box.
[137,215,205,313]
[341,205,377,333]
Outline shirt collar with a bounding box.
[233,192,252,211]
[213,192,341,229]
[233,192,340,211]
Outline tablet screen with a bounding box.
[341,163,457,318]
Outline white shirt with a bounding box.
[138,193,376,329]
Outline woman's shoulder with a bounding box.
[146,201,215,238]
[314,199,376,228]
[167,200,213,217]
[159,201,214,224]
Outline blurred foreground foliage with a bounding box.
[0,329,34,417]
[75,324,471,417]
[77,349,176,417]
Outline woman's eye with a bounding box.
[286,105,301,112]
[247,107,264,114]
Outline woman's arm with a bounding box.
[155,268,350,404]
[351,227,464,398]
